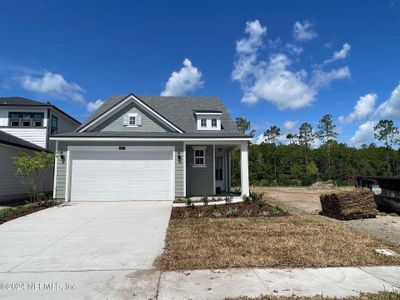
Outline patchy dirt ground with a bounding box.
[254,187,400,245]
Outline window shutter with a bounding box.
[123,115,129,126]
[137,115,142,126]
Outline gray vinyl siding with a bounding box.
[55,142,67,199]
[55,141,184,200]
[0,144,53,202]
[92,103,170,132]
[186,145,214,196]
[48,110,80,151]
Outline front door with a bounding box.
[215,156,225,192]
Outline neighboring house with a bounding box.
[0,131,53,201]
[0,97,81,151]
[0,97,81,201]
[51,94,251,201]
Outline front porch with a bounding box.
[183,142,249,198]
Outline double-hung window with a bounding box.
[211,118,217,127]
[193,148,206,166]
[129,115,136,126]
[33,114,43,127]
[200,118,207,127]
[22,114,31,127]
[8,112,44,127]
[10,114,20,127]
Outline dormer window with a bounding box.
[194,111,222,131]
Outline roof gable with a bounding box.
[78,94,184,133]
[92,101,171,133]
[78,94,242,136]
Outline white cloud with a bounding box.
[333,43,351,60]
[348,120,376,146]
[19,71,84,103]
[86,99,104,113]
[161,58,203,96]
[232,20,267,85]
[268,38,281,49]
[376,82,400,119]
[339,93,377,123]
[311,66,351,88]
[292,20,317,42]
[286,43,303,55]
[283,120,297,131]
[232,20,351,110]
[324,43,351,65]
[248,54,316,109]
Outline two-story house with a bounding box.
[0,97,81,151]
[0,97,81,201]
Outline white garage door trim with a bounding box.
[65,146,175,201]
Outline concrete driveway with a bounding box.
[0,201,172,299]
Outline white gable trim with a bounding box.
[78,94,184,133]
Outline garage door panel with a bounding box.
[70,150,173,201]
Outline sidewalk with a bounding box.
[0,266,399,299]
[158,266,400,300]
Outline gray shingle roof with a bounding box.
[0,96,81,125]
[75,94,247,137]
[0,96,47,106]
[0,130,46,151]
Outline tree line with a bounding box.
[231,116,400,186]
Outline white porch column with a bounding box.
[240,143,250,196]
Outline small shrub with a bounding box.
[258,199,266,208]
[242,194,251,203]
[250,191,264,202]
[185,197,193,207]
[224,196,233,204]
[182,211,191,218]
[271,206,279,215]
[201,196,209,206]
[217,197,223,202]
[212,210,222,218]
[226,206,239,217]
[211,197,217,202]
[242,208,252,217]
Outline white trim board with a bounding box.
[50,137,252,143]
[78,94,184,133]
[52,140,58,199]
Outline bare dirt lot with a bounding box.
[254,187,400,245]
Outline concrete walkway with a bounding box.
[1,266,399,299]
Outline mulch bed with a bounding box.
[320,188,377,220]
[0,201,57,225]
[171,201,288,219]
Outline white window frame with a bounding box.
[127,113,138,127]
[193,146,206,167]
[200,118,207,127]
[211,118,217,127]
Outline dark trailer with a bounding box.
[354,176,400,213]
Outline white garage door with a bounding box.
[70,149,174,201]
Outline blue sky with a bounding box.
[0,0,399,146]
